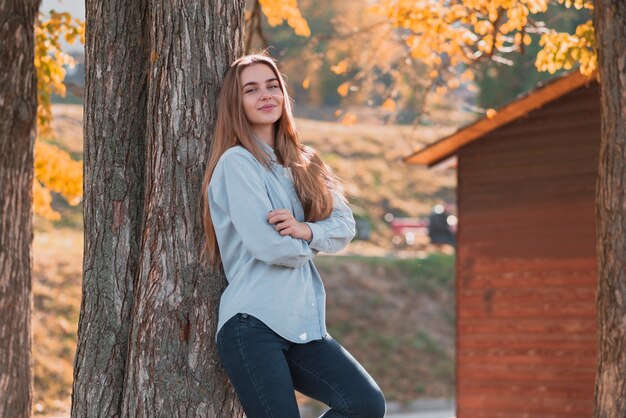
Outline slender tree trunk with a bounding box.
[593,1,626,417]
[71,0,149,415]
[73,0,245,415]
[0,0,40,416]
[121,1,244,415]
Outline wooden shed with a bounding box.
[405,71,600,417]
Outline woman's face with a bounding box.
[239,64,284,131]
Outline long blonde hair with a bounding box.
[201,53,346,267]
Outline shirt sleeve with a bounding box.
[304,190,356,254]
[209,152,314,269]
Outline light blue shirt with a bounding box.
[208,139,356,343]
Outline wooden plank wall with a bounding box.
[456,83,600,418]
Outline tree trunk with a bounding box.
[120,1,244,415]
[73,0,245,416]
[0,0,40,416]
[593,1,626,417]
[70,0,149,416]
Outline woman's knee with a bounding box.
[351,388,386,418]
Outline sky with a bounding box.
[41,0,84,17]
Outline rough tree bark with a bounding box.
[0,1,40,416]
[71,0,149,415]
[72,0,246,416]
[593,1,626,417]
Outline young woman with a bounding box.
[201,53,386,418]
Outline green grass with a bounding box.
[434,356,455,386]
[327,321,355,341]
[315,253,455,295]
[317,253,456,400]
[411,330,444,355]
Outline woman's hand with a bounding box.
[267,209,312,242]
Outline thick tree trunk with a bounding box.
[0,0,40,416]
[71,0,149,416]
[120,1,245,416]
[593,1,626,417]
[73,0,245,416]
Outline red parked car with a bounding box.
[390,217,428,247]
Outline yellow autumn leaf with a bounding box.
[447,78,460,89]
[460,69,474,81]
[331,60,349,75]
[337,82,350,97]
[486,108,497,119]
[259,0,311,37]
[341,112,358,125]
[33,179,61,221]
[64,31,78,44]
[302,77,310,89]
[527,0,550,13]
[381,98,396,111]
[34,141,83,207]
[535,21,596,75]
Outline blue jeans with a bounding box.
[216,313,386,418]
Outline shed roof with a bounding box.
[404,70,596,167]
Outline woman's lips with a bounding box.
[258,104,276,111]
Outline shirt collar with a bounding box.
[253,136,277,162]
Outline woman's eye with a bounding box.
[245,88,256,94]
[269,85,279,89]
